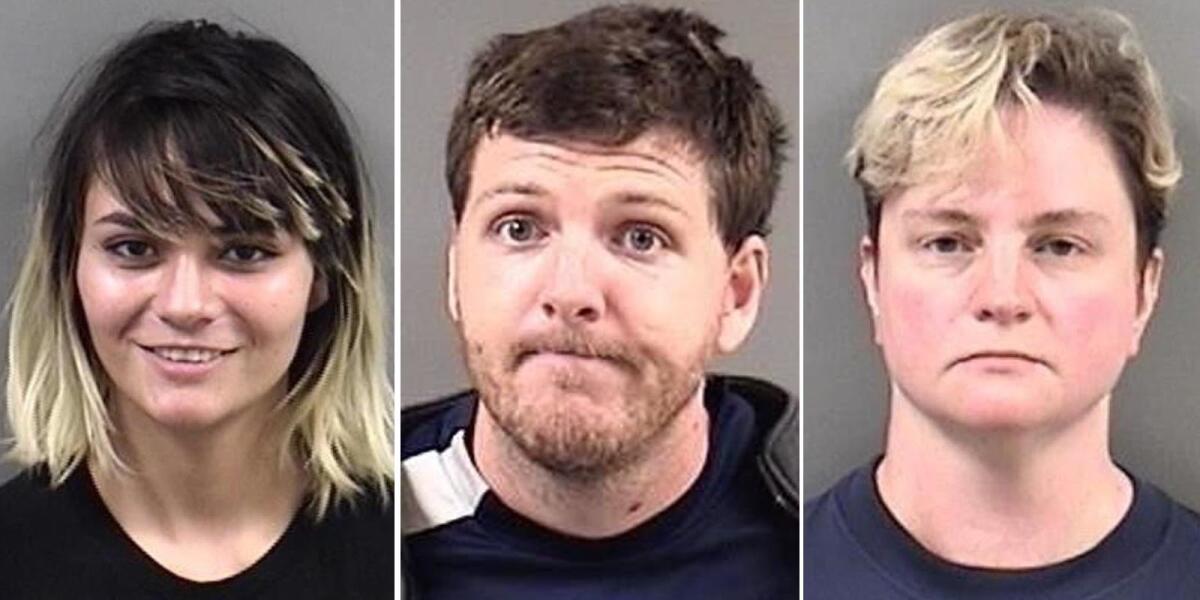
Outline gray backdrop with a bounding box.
[0,0,393,485]
[401,1,800,405]
[806,0,1200,508]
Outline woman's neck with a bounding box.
[91,391,306,581]
[877,389,1132,569]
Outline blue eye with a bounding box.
[493,215,545,245]
[619,224,668,254]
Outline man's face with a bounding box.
[451,132,765,475]
[862,104,1160,434]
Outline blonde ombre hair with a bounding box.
[848,9,1180,265]
[5,20,392,518]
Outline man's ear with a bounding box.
[716,235,768,354]
[447,239,461,323]
[308,269,329,312]
[859,235,883,345]
[1130,247,1164,356]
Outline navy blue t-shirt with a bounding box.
[805,461,1200,599]
[402,381,797,599]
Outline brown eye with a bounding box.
[112,240,154,258]
[921,235,970,254]
[106,239,159,265]
[1035,238,1083,257]
[220,244,276,266]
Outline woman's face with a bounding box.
[75,181,324,432]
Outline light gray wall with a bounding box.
[805,0,1200,508]
[0,0,393,484]
[401,0,800,407]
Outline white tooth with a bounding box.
[153,347,221,363]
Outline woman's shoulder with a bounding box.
[318,482,394,533]
[0,467,99,590]
[0,468,65,524]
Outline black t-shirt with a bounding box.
[805,461,1200,599]
[402,379,798,599]
[0,466,393,599]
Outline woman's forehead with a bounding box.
[82,176,288,238]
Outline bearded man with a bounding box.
[401,5,797,599]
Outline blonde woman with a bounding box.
[0,20,392,597]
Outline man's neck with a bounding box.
[473,385,710,539]
[877,388,1132,569]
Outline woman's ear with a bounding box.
[308,270,329,312]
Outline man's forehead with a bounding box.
[465,132,713,212]
[474,131,703,174]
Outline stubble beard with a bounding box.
[462,326,712,482]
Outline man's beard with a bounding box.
[462,325,711,481]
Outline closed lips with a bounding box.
[956,351,1046,366]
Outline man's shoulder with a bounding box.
[711,374,798,513]
[709,374,795,446]
[401,390,477,459]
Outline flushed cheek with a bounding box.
[877,280,956,367]
[1046,290,1138,381]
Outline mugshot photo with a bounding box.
[0,1,393,596]
[805,0,1200,597]
[401,1,798,597]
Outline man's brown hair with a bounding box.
[446,4,787,250]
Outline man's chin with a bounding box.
[506,411,639,479]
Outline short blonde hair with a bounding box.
[848,9,1180,264]
[5,21,392,518]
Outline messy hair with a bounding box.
[5,20,391,518]
[446,3,787,250]
[848,9,1180,265]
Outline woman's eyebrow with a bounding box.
[93,211,149,231]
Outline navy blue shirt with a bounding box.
[805,461,1200,598]
[402,381,797,599]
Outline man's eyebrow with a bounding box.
[609,191,690,218]
[475,182,549,205]
[1023,209,1111,229]
[899,208,980,228]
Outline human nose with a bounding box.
[153,254,219,330]
[970,247,1033,326]
[538,239,605,325]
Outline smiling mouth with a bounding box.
[140,345,236,364]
